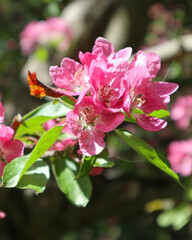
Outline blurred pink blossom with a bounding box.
[0,102,24,177]
[20,17,73,55]
[0,211,6,219]
[168,139,192,176]
[171,95,192,130]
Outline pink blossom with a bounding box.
[167,139,192,176]
[66,91,125,156]
[80,37,132,64]
[0,102,24,177]
[0,211,6,219]
[20,17,73,55]
[123,51,178,131]
[49,37,131,97]
[0,102,4,123]
[171,95,192,130]
[0,125,24,177]
[49,57,91,96]
[89,59,128,111]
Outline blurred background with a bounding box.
[1,0,192,239]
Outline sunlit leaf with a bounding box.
[52,157,92,207]
[15,101,70,138]
[115,129,183,186]
[16,159,50,194]
[3,125,63,187]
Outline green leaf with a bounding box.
[3,125,63,188]
[77,149,112,179]
[149,109,170,118]
[22,101,69,121]
[60,95,76,110]
[16,159,50,194]
[52,157,92,207]
[77,156,97,179]
[15,101,70,138]
[94,158,115,168]
[115,129,183,186]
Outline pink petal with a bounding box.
[0,125,14,141]
[124,66,150,94]
[96,111,125,132]
[66,111,82,136]
[136,114,167,131]
[115,47,132,60]
[145,52,161,79]
[130,51,161,79]
[0,102,4,123]
[149,81,179,96]
[0,211,6,219]
[79,127,105,156]
[49,58,82,90]
[2,139,24,162]
[93,37,115,59]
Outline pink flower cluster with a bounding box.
[20,17,73,55]
[0,102,24,177]
[171,95,192,130]
[168,140,192,176]
[49,37,178,156]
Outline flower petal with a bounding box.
[135,114,167,132]
[115,47,132,60]
[96,111,125,132]
[93,37,115,59]
[49,58,82,90]
[0,102,4,123]
[79,127,105,156]
[2,139,24,162]
[0,125,14,141]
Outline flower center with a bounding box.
[130,89,145,111]
[99,84,113,103]
[79,106,96,127]
[71,69,88,90]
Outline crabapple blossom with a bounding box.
[66,91,125,156]
[89,59,129,112]
[0,102,4,123]
[123,51,179,131]
[171,95,192,130]
[0,102,24,177]
[167,139,192,176]
[49,37,131,98]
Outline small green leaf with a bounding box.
[52,157,92,207]
[94,158,115,168]
[77,156,96,179]
[115,129,183,186]
[3,125,63,187]
[60,95,75,110]
[15,102,70,138]
[16,159,50,194]
[149,109,170,118]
